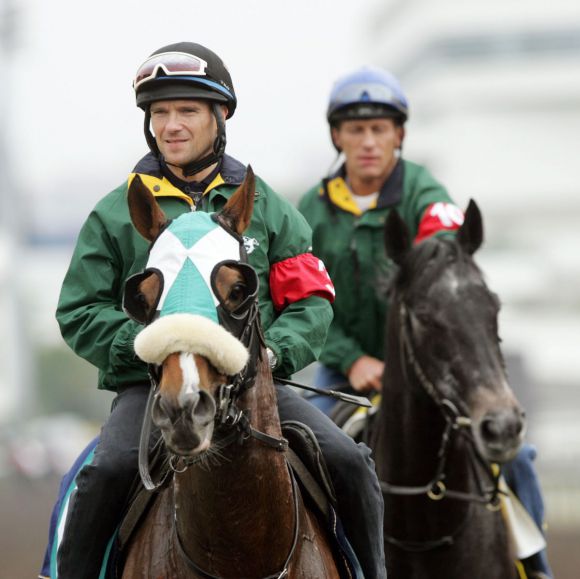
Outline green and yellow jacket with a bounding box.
[57,153,333,391]
[298,159,462,375]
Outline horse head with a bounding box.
[123,168,260,457]
[384,200,526,464]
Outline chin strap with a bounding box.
[182,102,226,176]
[143,102,227,178]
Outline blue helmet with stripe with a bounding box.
[327,66,409,126]
[134,42,237,118]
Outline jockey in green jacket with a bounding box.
[300,158,461,377]
[57,153,333,389]
[45,43,386,579]
[298,65,552,579]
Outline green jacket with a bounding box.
[298,159,459,375]
[57,153,333,391]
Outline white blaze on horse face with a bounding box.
[178,352,201,407]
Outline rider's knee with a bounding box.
[507,443,537,473]
[515,443,537,463]
[324,433,375,479]
[85,447,138,489]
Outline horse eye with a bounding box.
[228,282,247,304]
[135,293,152,311]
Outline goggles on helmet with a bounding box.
[328,81,408,121]
[133,51,208,90]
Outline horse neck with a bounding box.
[374,301,474,516]
[377,349,447,481]
[173,354,296,576]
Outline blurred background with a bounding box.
[0,0,579,577]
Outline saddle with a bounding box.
[282,420,336,517]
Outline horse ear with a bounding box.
[384,209,411,265]
[219,165,256,235]
[456,199,484,255]
[127,175,168,242]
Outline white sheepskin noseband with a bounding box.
[134,314,249,375]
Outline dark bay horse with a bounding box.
[372,201,526,579]
[120,170,340,578]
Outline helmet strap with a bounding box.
[329,125,341,153]
[144,108,161,157]
[182,102,227,177]
[142,102,227,179]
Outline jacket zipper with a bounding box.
[183,185,203,211]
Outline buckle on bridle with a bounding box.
[427,481,446,501]
[216,383,244,426]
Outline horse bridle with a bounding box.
[137,216,289,489]
[379,302,504,551]
[138,312,299,579]
[135,219,299,579]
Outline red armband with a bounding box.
[415,202,464,243]
[270,253,335,311]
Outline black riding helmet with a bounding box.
[133,42,237,177]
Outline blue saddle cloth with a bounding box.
[39,436,118,579]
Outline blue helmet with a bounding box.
[327,66,409,125]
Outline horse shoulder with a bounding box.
[289,502,340,579]
[122,487,184,578]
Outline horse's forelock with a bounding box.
[397,237,485,295]
[392,237,452,294]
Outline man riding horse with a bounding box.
[298,65,553,579]
[42,43,386,579]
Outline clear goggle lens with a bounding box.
[133,51,208,89]
[332,82,405,110]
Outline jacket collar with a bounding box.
[130,152,248,203]
[323,159,404,215]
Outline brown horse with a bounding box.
[371,201,526,579]
[120,170,340,578]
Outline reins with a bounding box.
[379,302,504,551]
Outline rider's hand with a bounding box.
[346,356,385,393]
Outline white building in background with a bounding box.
[370,0,580,386]
[370,0,580,501]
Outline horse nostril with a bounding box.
[152,394,178,427]
[480,409,525,445]
[191,390,216,426]
[481,417,502,444]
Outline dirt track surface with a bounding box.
[0,476,577,579]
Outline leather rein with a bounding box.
[379,302,504,551]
